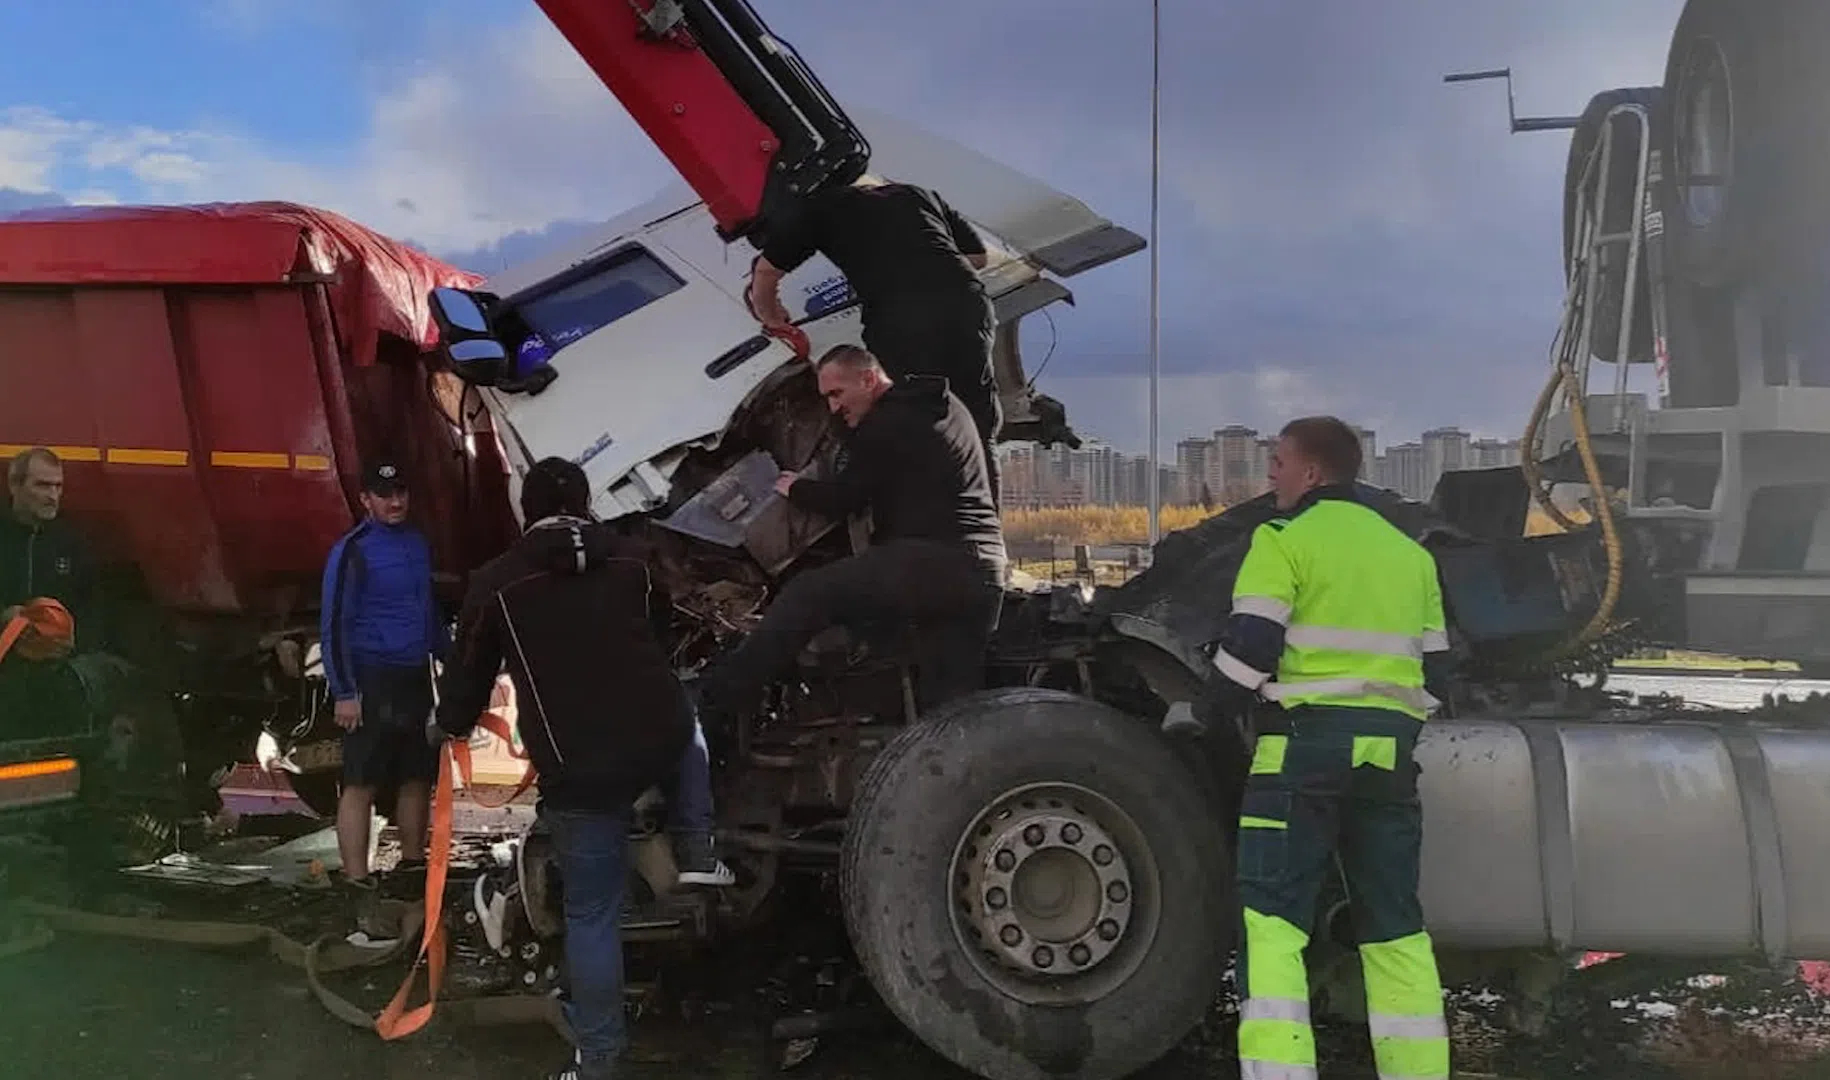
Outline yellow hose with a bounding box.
[1521,363,1580,533]
[1517,359,1624,658]
[1558,369,1625,649]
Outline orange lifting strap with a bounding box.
[0,598,75,664]
[374,709,535,1040]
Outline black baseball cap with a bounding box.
[520,456,593,522]
[361,460,408,496]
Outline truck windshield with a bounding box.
[511,246,686,351]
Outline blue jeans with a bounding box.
[546,807,632,1065]
[662,713,714,836]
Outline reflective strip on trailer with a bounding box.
[1,444,331,470]
[0,757,80,811]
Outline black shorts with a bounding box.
[341,663,439,789]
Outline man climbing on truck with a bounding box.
[1199,416,1452,1080]
[695,344,1006,723]
[746,178,1006,504]
[433,456,698,1080]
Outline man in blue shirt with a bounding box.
[320,460,450,900]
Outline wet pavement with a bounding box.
[6,924,1830,1080]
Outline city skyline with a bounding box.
[1000,419,1523,508]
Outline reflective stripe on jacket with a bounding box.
[1214,487,1448,721]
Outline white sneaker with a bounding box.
[677,859,736,888]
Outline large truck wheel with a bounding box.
[1663,0,1801,288]
[840,688,1232,1080]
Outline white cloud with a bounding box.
[0,13,671,253]
[0,108,95,191]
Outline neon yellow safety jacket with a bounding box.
[1212,487,1449,720]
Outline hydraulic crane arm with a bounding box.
[534,0,870,243]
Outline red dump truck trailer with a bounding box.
[0,202,518,816]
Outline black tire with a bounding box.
[1663,0,1803,288]
[840,688,1232,1080]
[1561,88,1668,369]
[66,654,188,866]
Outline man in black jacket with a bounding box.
[2,447,96,657]
[433,458,693,1080]
[698,344,1007,721]
[747,179,1005,503]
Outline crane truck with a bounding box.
[4,1,1830,1078]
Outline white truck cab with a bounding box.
[434,107,1143,524]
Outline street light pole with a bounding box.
[1147,0,1163,546]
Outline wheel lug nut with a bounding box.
[1060,823,1083,844]
[1092,844,1115,866]
[1107,881,1129,903]
[1070,944,1092,966]
[1023,824,1046,847]
[1097,919,1120,942]
[994,849,1017,872]
[986,887,1008,910]
[1032,946,1055,969]
[1000,925,1023,947]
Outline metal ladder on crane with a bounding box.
[1552,96,1662,435]
[1533,95,1733,532]
[1544,96,1748,561]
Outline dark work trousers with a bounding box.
[1234,705,1449,1080]
[703,539,1004,718]
[862,290,1004,506]
[546,804,633,1075]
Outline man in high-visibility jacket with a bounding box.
[1205,416,1452,1080]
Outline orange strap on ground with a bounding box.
[373,708,538,1040]
[372,741,454,1040]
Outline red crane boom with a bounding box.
[533,0,870,242]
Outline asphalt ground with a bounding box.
[5,914,1829,1080]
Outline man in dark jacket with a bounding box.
[698,344,1007,721]
[1,447,99,745]
[2,447,96,657]
[747,178,1005,503]
[319,460,450,899]
[433,457,695,1080]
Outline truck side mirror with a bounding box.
[429,287,510,387]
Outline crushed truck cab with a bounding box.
[457,106,1138,524]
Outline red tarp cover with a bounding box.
[0,201,483,367]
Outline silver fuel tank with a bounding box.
[1416,711,1830,961]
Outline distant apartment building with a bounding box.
[1377,442,1429,501]
[1471,438,1522,469]
[1084,441,1122,506]
[1213,425,1269,506]
[997,441,1185,509]
[999,444,1084,509]
[1421,427,1472,498]
[1367,436,1522,501]
[1176,437,1216,507]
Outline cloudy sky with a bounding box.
[0,0,1686,455]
